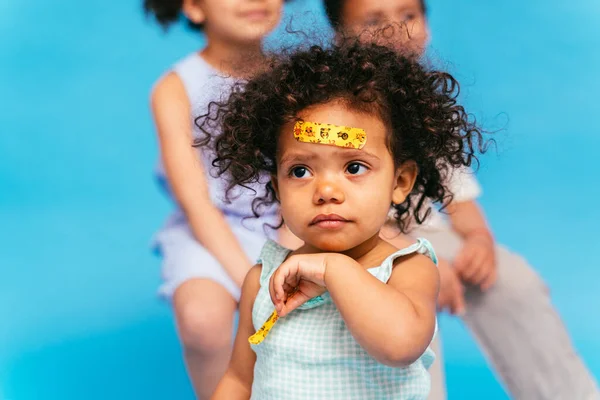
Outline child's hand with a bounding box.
[453,231,497,291]
[269,253,339,317]
[437,257,466,316]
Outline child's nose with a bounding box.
[313,178,345,205]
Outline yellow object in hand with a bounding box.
[248,310,279,345]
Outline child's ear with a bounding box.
[392,161,418,205]
[182,0,206,25]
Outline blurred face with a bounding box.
[273,100,416,252]
[339,0,429,54]
[184,0,283,44]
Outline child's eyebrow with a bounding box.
[279,152,318,165]
[333,149,380,161]
[279,149,380,165]
[396,5,420,13]
[364,10,385,19]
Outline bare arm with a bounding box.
[151,73,253,287]
[447,200,493,241]
[211,266,261,399]
[446,200,497,289]
[324,253,439,367]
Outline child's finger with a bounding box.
[282,281,294,295]
[456,252,478,280]
[462,248,488,282]
[270,267,289,310]
[274,270,289,307]
[452,249,468,272]
[471,250,496,285]
[468,254,491,284]
[272,259,300,304]
[283,267,300,290]
[480,267,498,291]
[454,246,476,274]
[269,272,281,310]
[279,290,311,317]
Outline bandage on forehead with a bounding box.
[293,121,367,149]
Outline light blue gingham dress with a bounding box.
[250,239,438,400]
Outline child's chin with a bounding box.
[308,236,356,253]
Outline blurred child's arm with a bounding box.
[212,265,261,399]
[151,73,253,288]
[443,168,496,289]
[447,200,497,290]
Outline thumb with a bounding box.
[453,248,468,272]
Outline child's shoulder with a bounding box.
[239,264,263,316]
[151,71,185,99]
[386,239,439,288]
[150,52,214,96]
[244,264,263,289]
[149,71,190,119]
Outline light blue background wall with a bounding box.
[1,0,598,398]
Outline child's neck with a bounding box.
[201,35,265,79]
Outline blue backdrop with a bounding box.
[1,0,598,398]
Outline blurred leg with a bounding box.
[420,227,600,400]
[173,279,237,400]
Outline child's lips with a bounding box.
[240,9,269,21]
[310,214,350,229]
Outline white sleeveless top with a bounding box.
[154,52,277,228]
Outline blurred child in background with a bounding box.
[324,0,600,399]
[144,1,287,398]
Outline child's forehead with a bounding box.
[277,104,390,159]
[293,101,386,136]
[344,0,422,13]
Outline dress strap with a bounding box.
[369,238,438,283]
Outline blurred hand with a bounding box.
[437,257,466,316]
[453,231,497,291]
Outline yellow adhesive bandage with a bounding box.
[293,121,367,149]
[248,310,279,345]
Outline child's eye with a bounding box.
[346,163,368,175]
[364,17,384,27]
[290,166,312,179]
[402,13,417,22]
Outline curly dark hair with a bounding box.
[195,39,488,232]
[324,0,427,30]
[143,0,203,31]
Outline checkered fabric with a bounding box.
[250,239,438,399]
